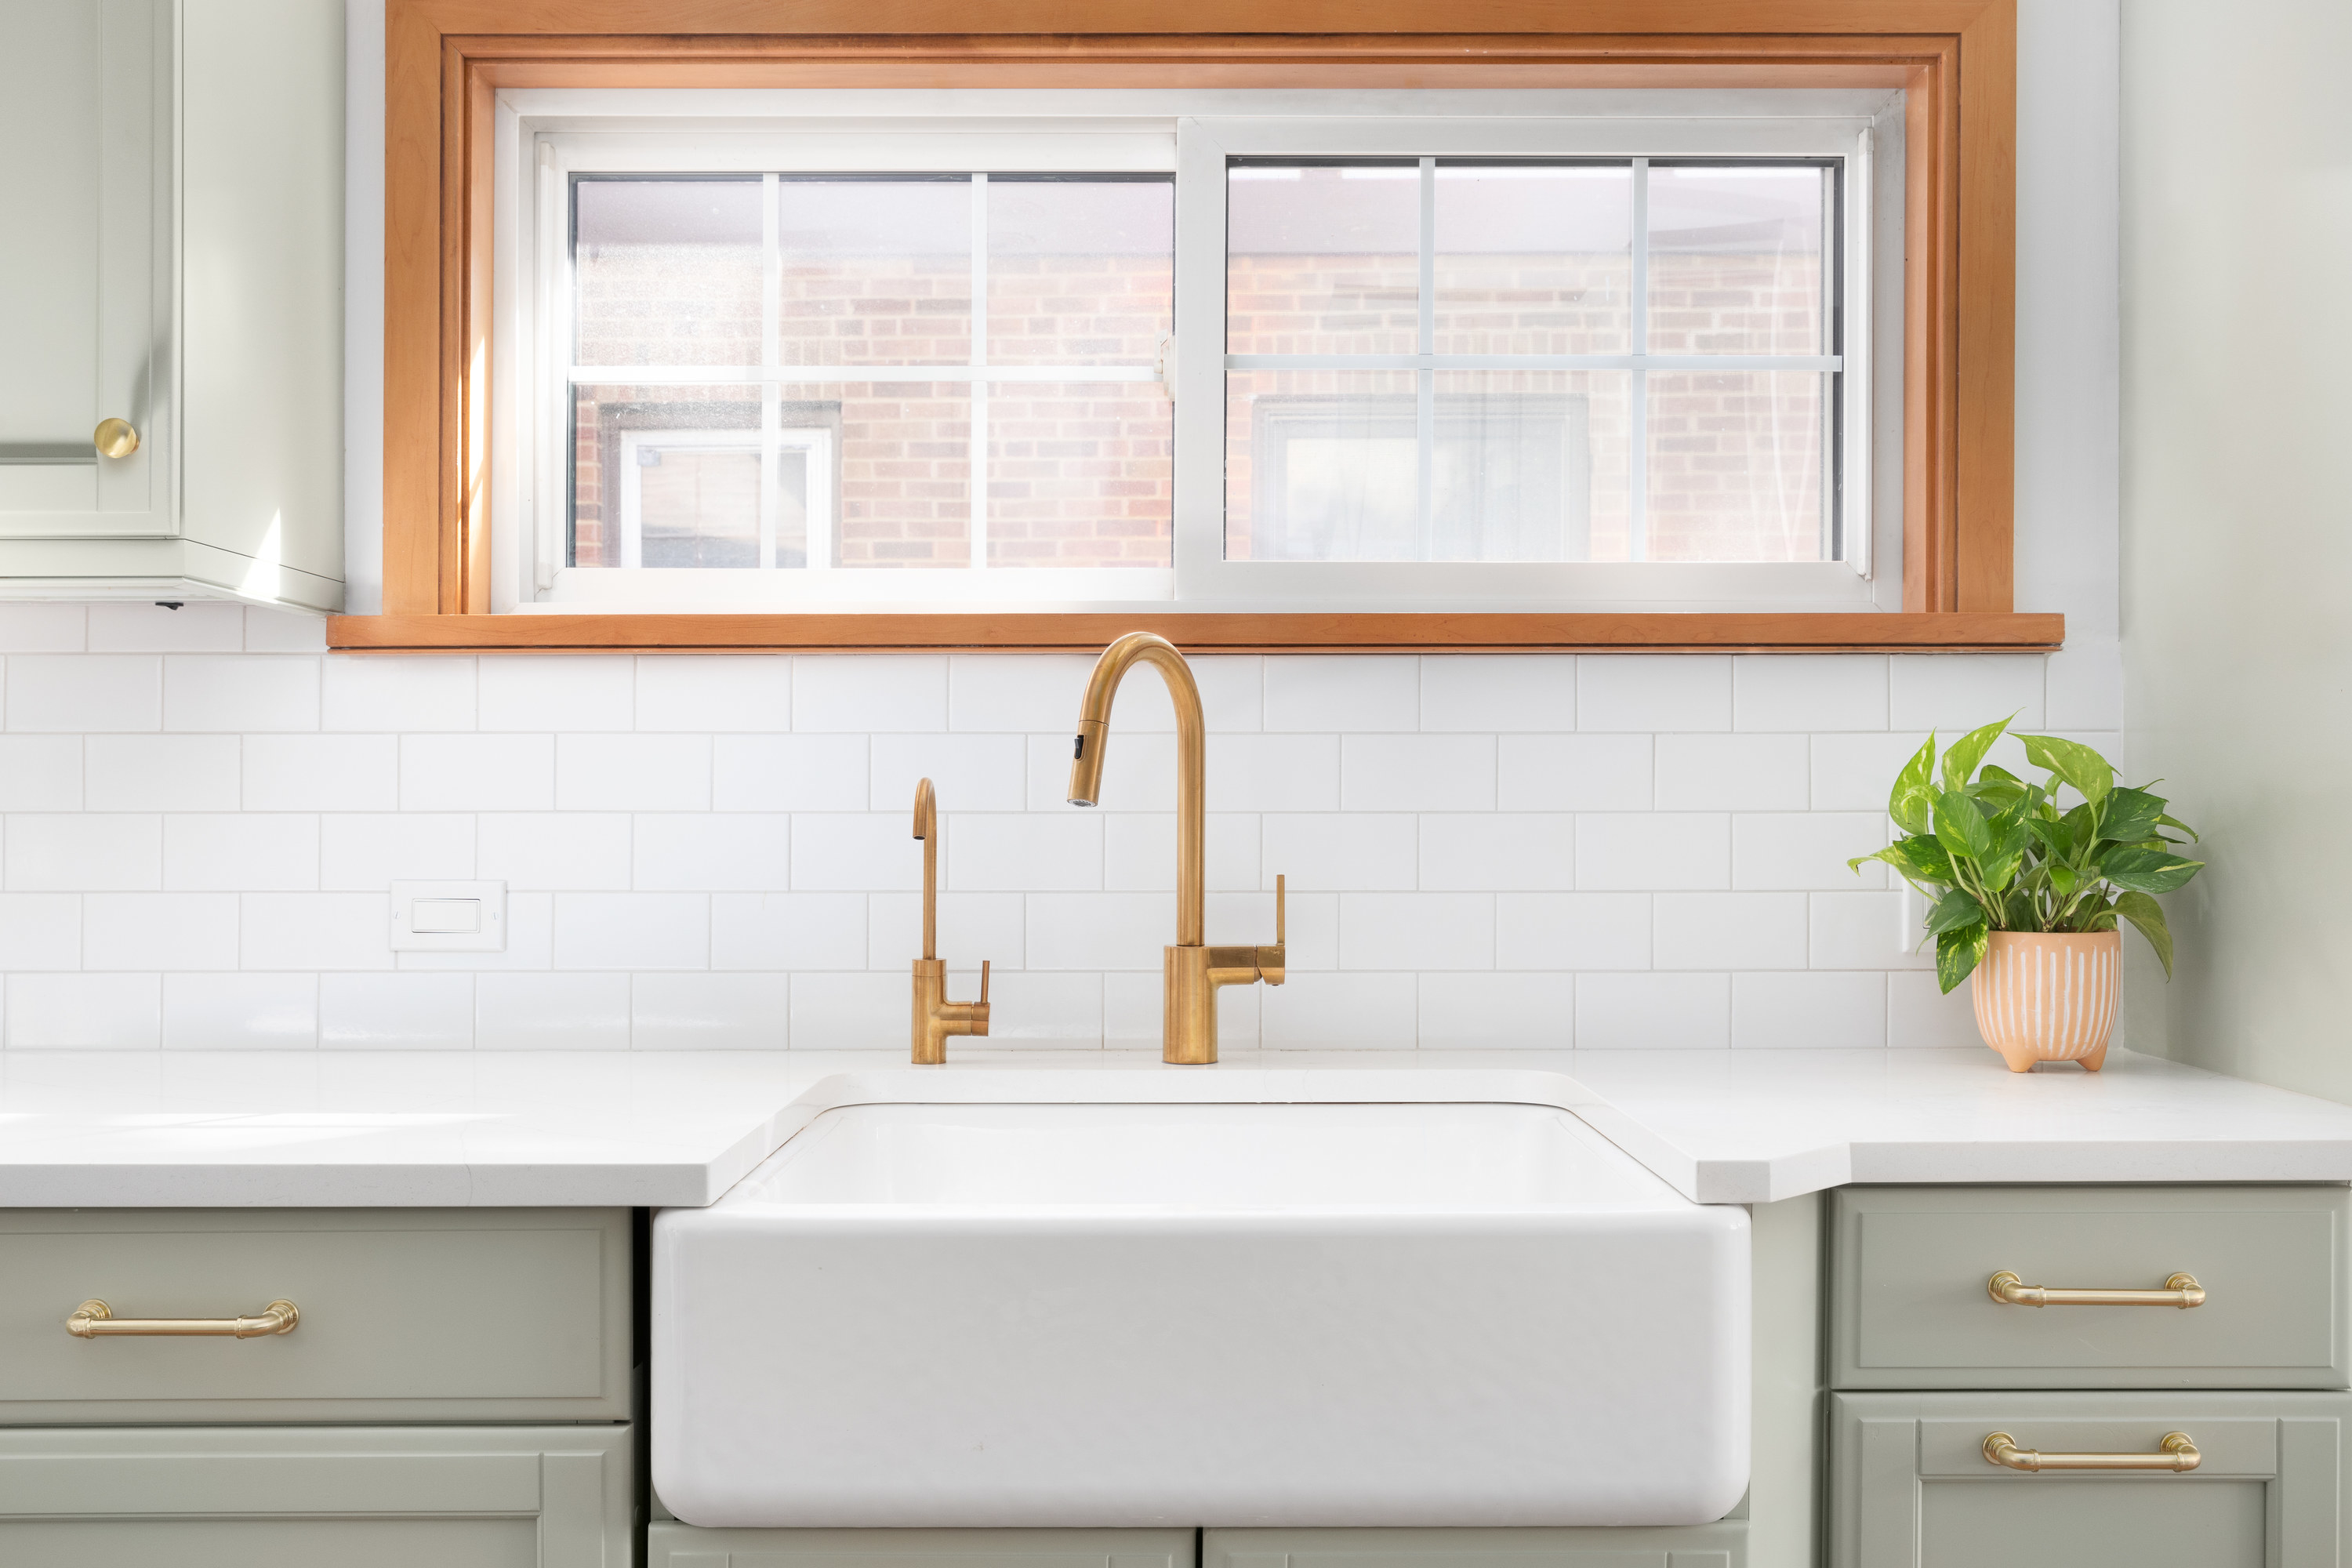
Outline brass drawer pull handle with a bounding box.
[67,1298,299,1339]
[1984,1431,2201,1473]
[1987,1270,2205,1308]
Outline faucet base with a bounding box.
[1163,946,1219,1065]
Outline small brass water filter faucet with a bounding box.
[910,778,990,1063]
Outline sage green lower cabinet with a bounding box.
[1203,1526,1746,1568]
[647,1524,1195,1568]
[1830,1392,2352,1566]
[0,1423,633,1567]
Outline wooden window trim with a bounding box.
[340,0,2053,655]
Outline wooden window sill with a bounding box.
[325,611,2063,655]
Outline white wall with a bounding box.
[2120,0,2352,1098]
[0,1,2122,1054]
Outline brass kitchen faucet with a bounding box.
[909,777,989,1063]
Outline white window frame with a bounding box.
[490,89,1905,615]
[616,426,833,570]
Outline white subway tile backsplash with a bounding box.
[1810,891,1933,971]
[9,972,161,1048]
[83,893,240,970]
[793,815,925,892]
[554,735,708,811]
[635,655,792,731]
[1207,733,1341,812]
[162,815,320,891]
[1579,656,1731,732]
[1497,734,1652,811]
[475,971,630,1050]
[866,891,1020,971]
[241,893,395,971]
[1192,657,1265,733]
[1417,814,1573,891]
[1105,971,1174,1051]
[1418,972,1573,1049]
[981,971,1103,1048]
[163,972,318,1048]
[7,815,162,891]
[1576,814,1730,891]
[86,735,241,811]
[1733,655,1889,731]
[478,656,634,731]
[633,814,792,891]
[0,735,82,810]
[1888,969,1986,1048]
[947,654,1094,732]
[1654,734,1809,811]
[795,655,947,731]
[1889,654,2046,731]
[946,813,1102,891]
[321,814,474,890]
[873,732,1026,813]
[1733,813,1889,891]
[1576,972,1730,1049]
[91,601,245,652]
[713,734,867,811]
[1027,891,1177,971]
[243,608,329,653]
[1654,891,1808,971]
[404,734,556,811]
[632,973,789,1050]
[7,655,159,731]
[320,972,474,1049]
[552,893,708,970]
[0,894,81,969]
[1261,971,1417,1049]
[1809,731,1931,812]
[1341,734,1495,811]
[1265,655,1417,732]
[787,971,903,1049]
[1261,814,1416,892]
[1733,971,1887,1049]
[1340,893,1492,971]
[718,891,872,971]
[1497,892,1650,971]
[1103,812,1259,892]
[322,655,475,731]
[477,813,628,891]
[0,603,88,652]
[245,735,399,811]
[1419,655,1575,732]
[1254,888,1335,971]
[2045,641,2124,731]
[164,655,318,731]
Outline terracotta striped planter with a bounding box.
[1971,930,2122,1073]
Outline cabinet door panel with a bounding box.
[0,0,171,536]
[648,1523,1198,1568]
[1202,1524,1747,1568]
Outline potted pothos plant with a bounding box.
[1850,717,2204,1073]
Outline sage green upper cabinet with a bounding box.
[0,0,343,612]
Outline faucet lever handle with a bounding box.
[1275,874,1286,945]
[978,960,991,1005]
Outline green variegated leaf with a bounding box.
[1850,837,1955,889]
[2114,890,2174,977]
[1936,922,1990,994]
[1940,717,2011,793]
[2157,812,2201,843]
[1888,735,1937,836]
[1933,788,1993,861]
[2022,734,2114,803]
[2100,845,2205,894]
[1978,819,2033,892]
[2098,786,2165,845]
[1925,888,1988,938]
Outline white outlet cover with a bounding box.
[390,880,507,952]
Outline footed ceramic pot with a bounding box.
[1972,929,2122,1073]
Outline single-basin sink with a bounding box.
[653,1081,1748,1529]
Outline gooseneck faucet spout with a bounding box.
[910,778,989,1064]
[1069,632,1283,1065]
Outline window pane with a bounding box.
[779,178,972,367]
[1646,165,1828,357]
[835,381,970,567]
[986,383,1171,568]
[570,384,760,568]
[574,179,763,368]
[1228,164,1420,356]
[1432,370,1632,563]
[988,177,1174,367]
[1433,165,1632,355]
[1646,369,1829,561]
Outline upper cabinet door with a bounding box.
[0,0,172,537]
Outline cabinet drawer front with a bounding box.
[1830,1186,2350,1389]
[0,1423,630,1568]
[1202,1525,1747,1567]
[0,1209,630,1423]
[648,1524,1199,1568]
[1830,1391,2349,1568]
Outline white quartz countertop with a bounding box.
[5,1046,2351,1208]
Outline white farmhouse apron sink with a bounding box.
[652,1076,1749,1530]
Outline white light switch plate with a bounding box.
[390,880,506,952]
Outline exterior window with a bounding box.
[513,99,1886,613]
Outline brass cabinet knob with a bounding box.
[93,419,140,459]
